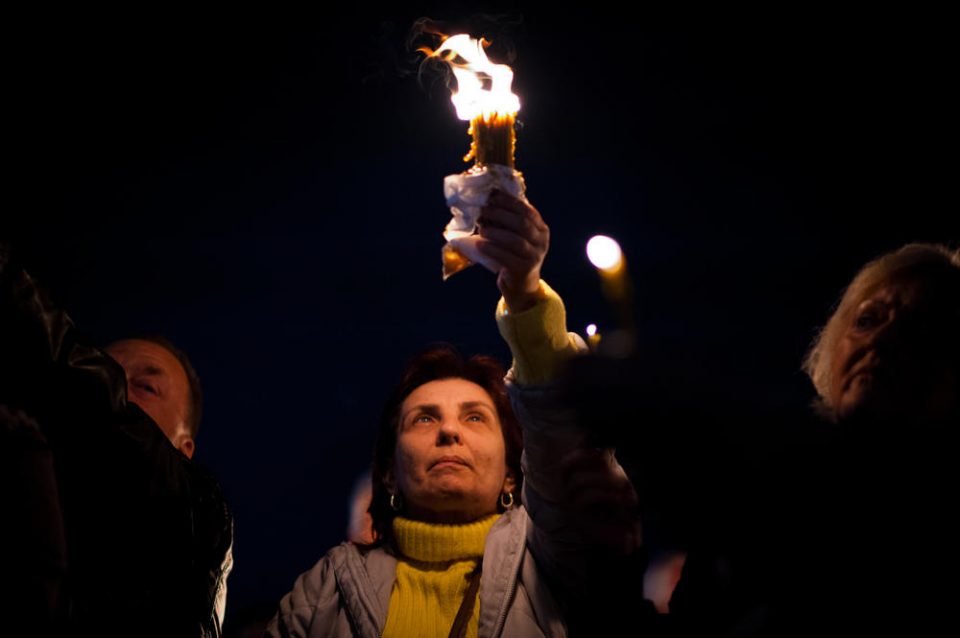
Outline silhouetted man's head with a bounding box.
[105,337,202,458]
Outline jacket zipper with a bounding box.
[490,514,525,638]
[492,570,519,638]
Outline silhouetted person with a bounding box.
[0,246,232,637]
[667,243,960,635]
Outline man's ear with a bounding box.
[177,436,195,459]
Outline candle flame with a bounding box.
[587,235,624,271]
[586,323,598,337]
[420,34,520,121]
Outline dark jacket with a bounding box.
[670,417,960,636]
[0,246,233,637]
[559,353,960,635]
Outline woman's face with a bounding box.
[392,378,515,524]
[828,277,958,424]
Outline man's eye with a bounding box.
[134,381,158,396]
[414,415,435,424]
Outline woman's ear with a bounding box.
[383,468,396,493]
[502,470,517,495]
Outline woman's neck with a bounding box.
[403,504,498,525]
[392,514,500,564]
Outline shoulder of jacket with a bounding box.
[283,543,364,604]
[491,505,528,535]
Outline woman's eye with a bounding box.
[854,313,878,330]
[465,414,484,423]
[852,302,888,331]
[854,310,883,330]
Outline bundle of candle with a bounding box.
[421,33,525,279]
[465,112,516,168]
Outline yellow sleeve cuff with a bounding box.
[496,280,586,386]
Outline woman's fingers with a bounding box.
[475,240,534,275]
[480,200,548,238]
[487,189,528,212]
[481,190,547,233]
[446,236,504,275]
[477,226,541,260]
[471,191,549,312]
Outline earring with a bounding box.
[390,492,403,511]
[500,491,514,509]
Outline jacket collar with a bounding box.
[333,506,527,638]
[330,544,395,638]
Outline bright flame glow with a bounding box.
[426,34,520,121]
[586,323,598,337]
[586,235,623,271]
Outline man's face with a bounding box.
[105,339,195,458]
[828,277,958,425]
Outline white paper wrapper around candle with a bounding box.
[442,164,526,276]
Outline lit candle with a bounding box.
[421,34,523,278]
[587,235,629,298]
[586,235,636,353]
[429,34,520,169]
[465,111,516,168]
[585,323,602,352]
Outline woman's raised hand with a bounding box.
[450,190,549,313]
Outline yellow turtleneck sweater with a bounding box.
[382,515,500,638]
[496,280,583,386]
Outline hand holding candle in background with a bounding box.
[449,189,549,313]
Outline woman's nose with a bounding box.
[868,308,923,360]
[437,418,462,443]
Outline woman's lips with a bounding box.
[846,361,896,393]
[430,456,470,470]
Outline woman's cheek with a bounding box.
[395,447,422,486]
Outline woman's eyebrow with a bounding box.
[401,404,441,421]
[459,401,494,411]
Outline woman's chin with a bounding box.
[427,479,474,502]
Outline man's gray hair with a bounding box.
[803,242,960,409]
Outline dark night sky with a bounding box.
[5,5,955,623]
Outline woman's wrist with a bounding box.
[500,276,543,314]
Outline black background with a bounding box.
[5,4,955,625]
